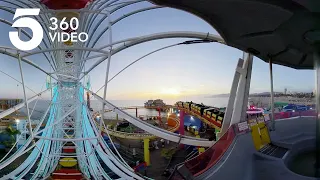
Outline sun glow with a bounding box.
[160,88,181,95]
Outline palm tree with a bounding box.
[2,124,21,148]
[5,125,20,139]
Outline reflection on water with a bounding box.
[18,97,229,120]
[90,98,229,119]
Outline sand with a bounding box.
[249,96,314,108]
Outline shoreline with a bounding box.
[249,96,314,108]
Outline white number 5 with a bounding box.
[9,9,43,51]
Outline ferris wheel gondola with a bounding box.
[64,40,73,46]
[41,0,92,10]
[65,50,74,58]
[0,1,234,179]
[56,12,80,21]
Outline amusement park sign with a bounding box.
[9,9,88,51]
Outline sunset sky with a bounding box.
[0,1,315,100]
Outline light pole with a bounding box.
[15,119,20,150]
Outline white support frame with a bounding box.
[240,53,253,122]
[220,58,244,136]
[87,87,214,147]
[0,1,231,179]
[81,31,224,80]
[230,53,253,125]
[100,10,113,134]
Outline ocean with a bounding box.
[20,97,229,120]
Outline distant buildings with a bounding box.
[144,100,154,107]
[0,99,22,110]
[250,92,314,98]
[0,99,24,133]
[0,122,10,132]
[15,119,41,149]
[144,99,166,108]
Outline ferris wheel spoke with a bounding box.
[0,1,229,179]
[0,89,51,167]
[84,5,161,59]
[100,10,113,135]
[0,1,57,71]
[0,68,41,96]
[85,0,144,38]
[0,49,60,83]
[29,83,46,119]
[34,105,79,136]
[81,31,223,81]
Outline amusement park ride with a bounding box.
[176,102,224,130]
[0,0,318,180]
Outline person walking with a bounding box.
[160,139,165,147]
[154,140,159,149]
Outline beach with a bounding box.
[249,96,314,108]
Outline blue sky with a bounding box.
[0,1,315,100]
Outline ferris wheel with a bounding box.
[0,0,231,179]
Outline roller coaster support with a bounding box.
[158,107,161,125]
[179,110,185,149]
[143,138,150,166]
[220,53,253,138]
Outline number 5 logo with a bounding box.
[9,9,43,51]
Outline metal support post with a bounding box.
[17,28,33,139]
[100,10,113,134]
[240,53,253,123]
[269,58,275,131]
[230,52,253,125]
[219,58,244,137]
[315,51,320,176]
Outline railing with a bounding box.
[164,145,194,178]
[168,110,316,179]
[178,108,222,130]
[268,110,316,121]
[116,146,144,165]
[105,128,156,139]
[102,115,180,140]
[168,168,185,180]
[183,125,236,177]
